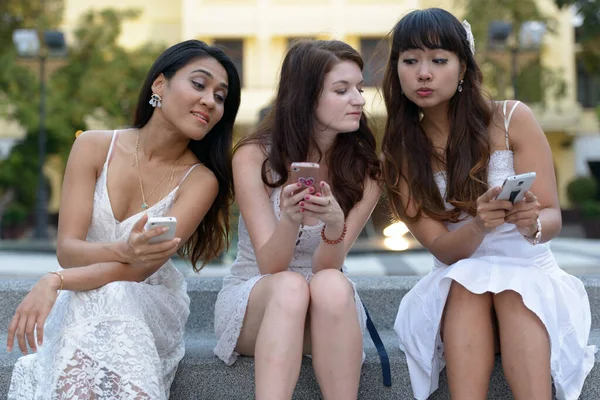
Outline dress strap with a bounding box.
[106,130,119,165]
[177,163,202,186]
[502,100,521,150]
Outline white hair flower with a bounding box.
[462,20,476,55]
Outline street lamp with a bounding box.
[12,29,66,239]
[488,21,545,100]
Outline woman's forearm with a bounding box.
[427,219,487,265]
[56,238,128,268]
[311,223,346,272]
[255,218,302,275]
[49,260,165,291]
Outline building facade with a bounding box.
[3,0,599,209]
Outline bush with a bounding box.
[2,203,28,226]
[580,200,600,219]
[566,176,598,205]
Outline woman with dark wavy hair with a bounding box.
[382,8,594,400]
[7,40,241,399]
[214,39,381,399]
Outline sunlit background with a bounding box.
[1,0,599,276]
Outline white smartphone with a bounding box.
[145,216,177,244]
[496,172,536,203]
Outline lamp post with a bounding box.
[488,21,545,100]
[12,29,66,239]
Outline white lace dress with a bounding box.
[394,101,596,400]
[213,177,368,365]
[8,131,192,400]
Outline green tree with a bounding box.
[555,0,600,71]
[461,0,567,104]
[0,8,166,235]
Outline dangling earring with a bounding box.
[457,79,464,93]
[149,93,162,108]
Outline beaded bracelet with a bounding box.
[321,223,347,245]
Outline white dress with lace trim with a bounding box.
[213,178,367,365]
[8,131,191,400]
[394,102,596,400]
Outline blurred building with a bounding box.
[3,0,599,209]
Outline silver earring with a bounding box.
[149,93,162,108]
[457,79,464,93]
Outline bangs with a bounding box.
[393,9,465,55]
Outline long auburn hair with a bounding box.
[382,8,492,223]
[133,40,241,271]
[237,40,380,217]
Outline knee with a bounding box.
[309,269,355,315]
[493,290,526,313]
[269,271,310,315]
[447,281,492,307]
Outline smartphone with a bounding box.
[290,162,321,194]
[496,172,536,203]
[145,216,177,244]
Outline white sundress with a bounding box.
[394,101,596,400]
[8,130,198,399]
[213,172,368,366]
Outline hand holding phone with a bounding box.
[145,216,177,244]
[291,162,321,195]
[496,172,536,203]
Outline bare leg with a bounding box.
[235,271,310,400]
[309,269,362,400]
[493,290,551,400]
[442,281,495,400]
[58,350,150,399]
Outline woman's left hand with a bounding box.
[504,191,541,237]
[7,273,61,354]
[300,181,345,229]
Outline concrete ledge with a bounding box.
[1,330,598,399]
[2,275,599,333]
[0,276,598,399]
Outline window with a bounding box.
[360,38,387,87]
[213,39,244,87]
[577,59,600,108]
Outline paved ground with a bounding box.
[1,236,599,278]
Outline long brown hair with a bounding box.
[237,40,380,216]
[382,8,492,223]
[134,40,241,271]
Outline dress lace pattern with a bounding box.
[8,131,190,399]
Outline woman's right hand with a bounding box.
[280,183,311,225]
[7,273,61,354]
[118,214,181,266]
[473,186,513,234]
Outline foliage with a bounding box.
[0,8,166,231]
[461,0,567,104]
[566,176,598,204]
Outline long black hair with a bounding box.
[382,8,492,223]
[133,40,241,271]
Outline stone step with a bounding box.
[1,330,598,399]
[1,276,599,336]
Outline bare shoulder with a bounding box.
[180,163,219,193]
[489,100,540,150]
[188,163,218,184]
[233,142,267,169]
[74,129,114,148]
[502,101,543,147]
[490,100,536,125]
[68,130,115,170]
